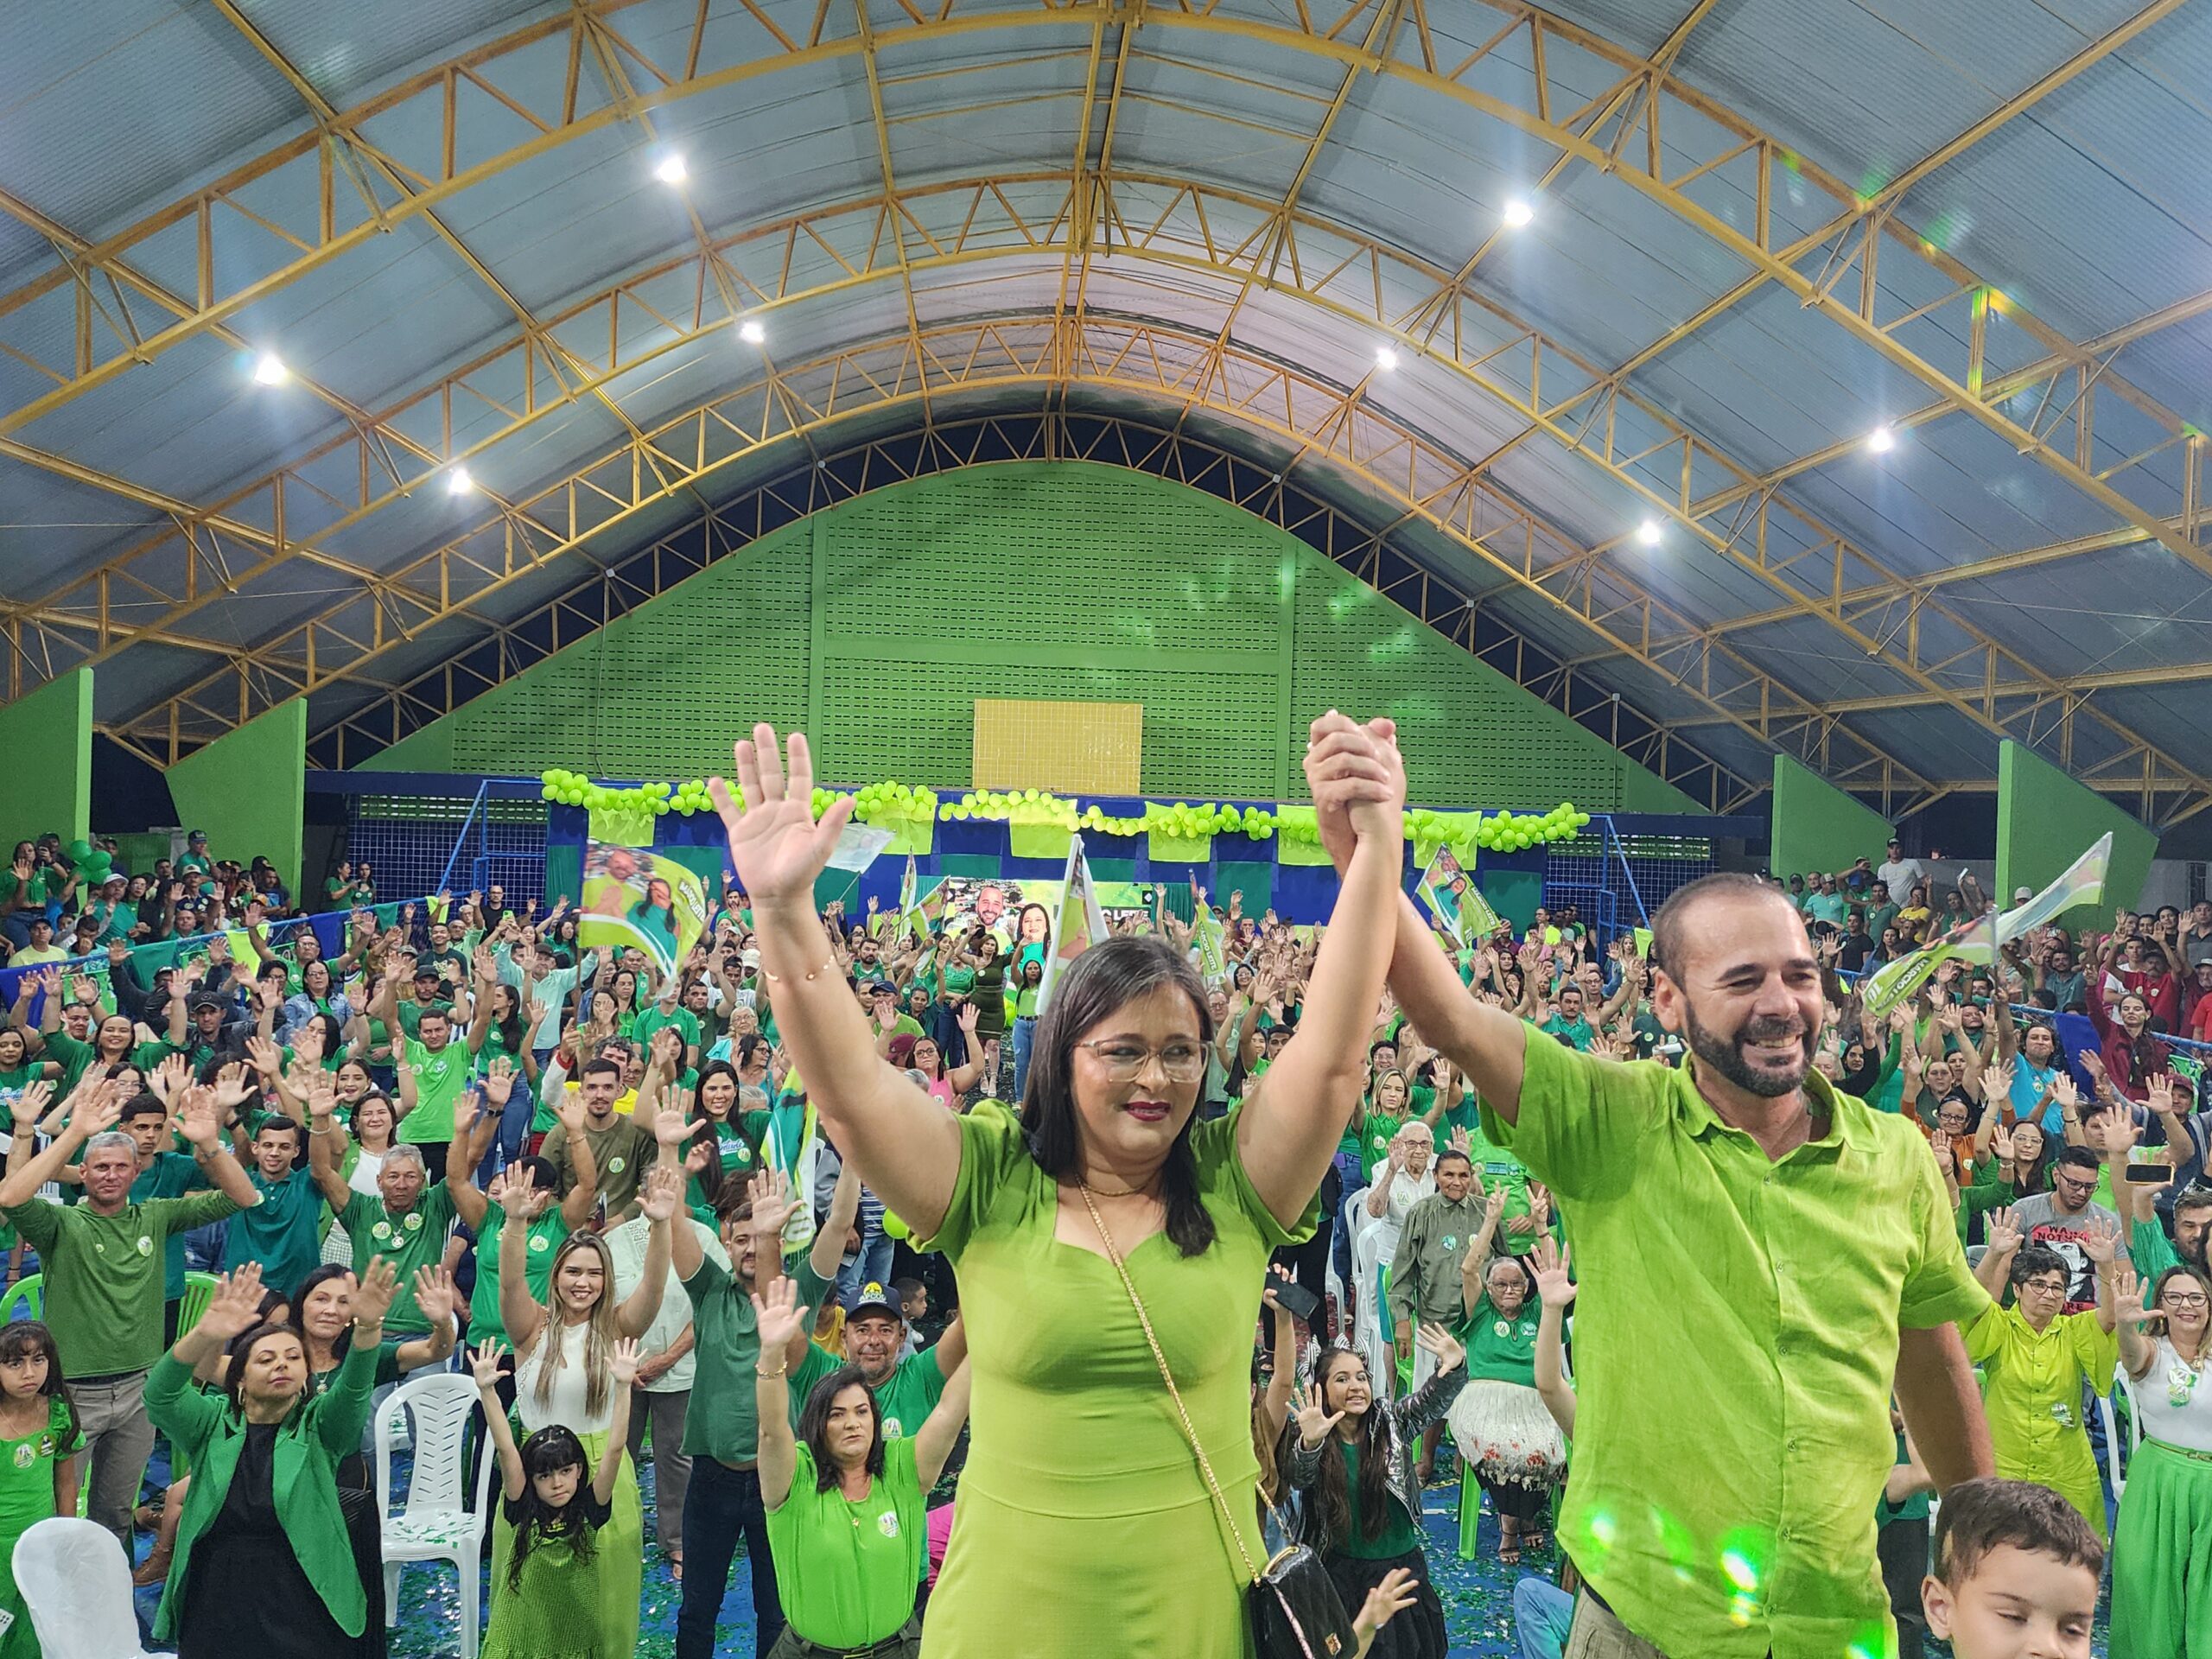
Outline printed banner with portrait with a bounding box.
[578,842,710,973]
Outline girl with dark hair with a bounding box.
[145,1259,397,1659]
[469,1337,640,1659]
[712,719,1403,1656]
[0,1320,79,1657]
[683,1059,764,1211]
[751,1276,970,1659]
[1282,1329,1468,1659]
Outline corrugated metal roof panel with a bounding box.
[1942,552,2212,680]
[246,0,558,110]
[0,465,166,594]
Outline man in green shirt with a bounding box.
[1,1080,256,1545]
[790,1283,965,1441]
[220,1116,328,1306]
[1386,1147,1482,1379]
[391,996,468,1178]
[1306,734,1993,1659]
[308,1122,456,1338]
[175,831,213,877]
[1539,983,1596,1051]
[121,1091,210,1332]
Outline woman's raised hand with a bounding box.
[197,1264,268,1343]
[609,1338,642,1387]
[1529,1237,1577,1309]
[1289,1382,1344,1447]
[1414,1322,1465,1373]
[708,726,854,908]
[750,1274,805,1352]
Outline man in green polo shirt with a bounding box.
[1307,724,1993,1659]
[1,1078,257,1545]
[308,1095,457,1338]
[787,1284,967,1440]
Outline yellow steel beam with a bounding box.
[1599,0,2192,387]
[102,315,1916,801]
[11,168,2204,812]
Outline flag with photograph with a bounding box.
[1039,835,1110,1013]
[1415,845,1474,947]
[1192,901,1229,983]
[898,855,918,923]
[1860,834,2113,1020]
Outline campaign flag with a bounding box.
[1039,835,1110,1013]
[1193,902,1229,983]
[1415,845,1473,947]
[1861,834,2112,1021]
[898,855,918,923]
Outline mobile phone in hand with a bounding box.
[1270,1279,1321,1324]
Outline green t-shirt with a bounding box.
[337,1184,457,1334]
[130,1151,208,1300]
[788,1342,949,1441]
[1875,1427,1929,1525]
[42,1032,172,1096]
[398,1037,468,1145]
[681,1254,833,1465]
[633,1005,703,1062]
[1806,892,1848,928]
[471,1200,571,1344]
[1335,1438,1421,1559]
[175,853,213,876]
[1458,1292,1541,1385]
[1355,1111,1407,1182]
[767,1435,929,1649]
[3,1188,239,1374]
[223,1165,327,1303]
[1540,1014,1594,1051]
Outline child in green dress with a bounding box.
[0,1321,81,1658]
[469,1337,639,1659]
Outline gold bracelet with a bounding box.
[756,1363,787,1377]
[759,962,836,985]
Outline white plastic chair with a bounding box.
[1349,1214,1394,1395]
[10,1517,156,1659]
[376,1370,494,1659]
[2095,1361,2143,1500]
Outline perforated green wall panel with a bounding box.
[361,463,1700,814]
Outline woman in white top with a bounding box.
[2110,1259,2212,1656]
[497,1160,681,1655]
[1362,1122,1436,1265]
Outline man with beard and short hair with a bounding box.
[2123,1183,2212,1281]
[1309,733,1995,1659]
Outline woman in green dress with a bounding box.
[750,1276,972,1657]
[709,717,1405,1656]
[0,1322,79,1659]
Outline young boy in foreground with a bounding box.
[1922,1477,2102,1659]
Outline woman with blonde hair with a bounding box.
[495,1162,681,1654]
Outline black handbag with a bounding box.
[1077,1184,1358,1659]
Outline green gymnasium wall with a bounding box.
[360,464,1703,814]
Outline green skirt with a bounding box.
[486,1430,643,1659]
[2109,1436,2212,1658]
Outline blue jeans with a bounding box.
[476,1077,531,1184]
[678,1458,780,1659]
[1513,1576,1575,1659]
[836,1229,896,1308]
[1331,1165,1364,1306]
[1012,1014,1039,1099]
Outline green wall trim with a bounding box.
[0,667,92,854]
[166,698,308,896]
[359,463,1704,814]
[1996,741,2157,923]
[1769,754,1893,887]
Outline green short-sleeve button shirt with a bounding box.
[1477,1025,1989,1658]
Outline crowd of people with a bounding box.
[0,736,2201,1659]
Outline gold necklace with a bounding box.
[1077,1173,1159,1200]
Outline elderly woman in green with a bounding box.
[145,1256,397,1659]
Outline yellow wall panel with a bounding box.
[973,699,1142,793]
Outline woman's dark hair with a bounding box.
[293,1262,359,1364]
[2009,1244,2071,1290]
[797,1365,885,1493]
[222,1319,307,1407]
[685,1065,757,1211]
[1282,1345,1392,1547]
[482,982,525,1059]
[734,1033,772,1072]
[508,1425,598,1589]
[0,1322,75,1435]
[1020,936,1217,1257]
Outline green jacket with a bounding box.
[143,1338,378,1640]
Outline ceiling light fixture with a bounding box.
[1866,424,1897,454]
[738,318,766,345]
[1635,518,1662,546]
[654,153,689,186]
[1501,197,1535,229]
[1375,346,1400,371]
[251,352,289,386]
[446,466,475,496]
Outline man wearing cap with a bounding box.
[1876,839,1924,911]
[865,982,923,1052]
[175,832,213,880]
[788,1280,969,1443]
[9,918,68,969]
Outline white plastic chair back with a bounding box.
[1349,1215,1393,1393]
[375,1370,493,1659]
[10,1517,154,1659]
